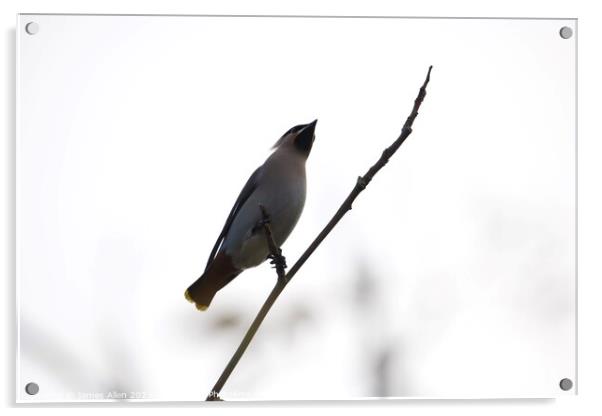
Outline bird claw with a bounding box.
[268,252,287,270]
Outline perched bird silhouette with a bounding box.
[185,120,318,311]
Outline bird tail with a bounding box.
[185,252,241,311]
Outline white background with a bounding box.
[15,14,576,401]
[2,0,602,415]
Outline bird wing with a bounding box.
[204,166,263,271]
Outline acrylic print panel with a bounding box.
[16,14,576,402]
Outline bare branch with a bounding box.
[206,206,287,401]
[206,65,433,401]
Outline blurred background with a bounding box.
[16,15,575,401]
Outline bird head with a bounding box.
[272,119,317,158]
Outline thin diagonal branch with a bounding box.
[206,65,433,401]
[206,206,287,402]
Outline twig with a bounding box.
[206,206,287,402]
[206,65,433,401]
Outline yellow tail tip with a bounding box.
[184,290,208,311]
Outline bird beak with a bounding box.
[295,119,318,155]
[305,119,318,133]
[300,119,318,137]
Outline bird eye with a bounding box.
[291,124,306,134]
[279,124,308,142]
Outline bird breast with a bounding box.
[226,155,307,270]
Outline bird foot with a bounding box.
[268,251,287,270]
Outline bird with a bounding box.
[185,120,318,311]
